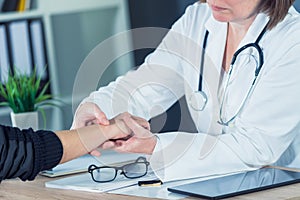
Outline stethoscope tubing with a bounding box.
[191,22,269,126]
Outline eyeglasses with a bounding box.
[88,157,150,183]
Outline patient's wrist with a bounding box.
[101,123,124,140]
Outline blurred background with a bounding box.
[128,0,197,133]
[0,0,299,132]
[0,0,198,132]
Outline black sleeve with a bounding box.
[0,125,63,181]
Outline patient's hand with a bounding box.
[110,117,157,155]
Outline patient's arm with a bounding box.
[55,120,130,164]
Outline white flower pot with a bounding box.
[10,111,39,131]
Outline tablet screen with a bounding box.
[168,168,300,199]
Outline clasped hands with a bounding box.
[72,102,157,155]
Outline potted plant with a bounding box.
[0,69,59,130]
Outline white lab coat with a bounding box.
[78,3,300,182]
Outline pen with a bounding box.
[138,179,163,187]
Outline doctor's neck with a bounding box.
[227,14,258,39]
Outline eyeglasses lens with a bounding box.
[123,162,147,178]
[92,167,116,182]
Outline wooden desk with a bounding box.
[1,175,300,200]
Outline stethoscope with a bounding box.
[189,22,269,126]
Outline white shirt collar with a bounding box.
[204,14,226,37]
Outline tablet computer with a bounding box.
[168,168,300,199]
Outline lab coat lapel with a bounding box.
[237,13,270,49]
[204,15,227,74]
[201,16,227,134]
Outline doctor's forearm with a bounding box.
[149,133,254,182]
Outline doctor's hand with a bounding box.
[90,112,151,156]
[71,102,110,129]
[109,112,150,136]
[102,116,157,155]
[71,102,110,156]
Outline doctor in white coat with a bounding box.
[72,0,300,182]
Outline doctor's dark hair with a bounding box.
[199,0,296,30]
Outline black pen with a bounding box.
[138,179,163,187]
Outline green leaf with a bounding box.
[0,66,62,114]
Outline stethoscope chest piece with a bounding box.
[189,91,208,111]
